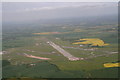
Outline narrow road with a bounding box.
[47,41,80,61]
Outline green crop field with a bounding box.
[2,2,119,79]
[2,22,119,78]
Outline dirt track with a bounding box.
[24,54,51,60]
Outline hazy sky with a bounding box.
[1,0,119,2]
[2,2,118,22]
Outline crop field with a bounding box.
[2,23,119,78]
[2,2,119,79]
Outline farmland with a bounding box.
[2,2,119,79]
[2,22,119,78]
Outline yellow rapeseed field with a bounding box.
[104,63,120,68]
[33,32,61,35]
[73,38,109,46]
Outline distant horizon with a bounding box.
[2,2,118,23]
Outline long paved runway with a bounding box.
[47,41,80,61]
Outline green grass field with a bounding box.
[2,24,119,78]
